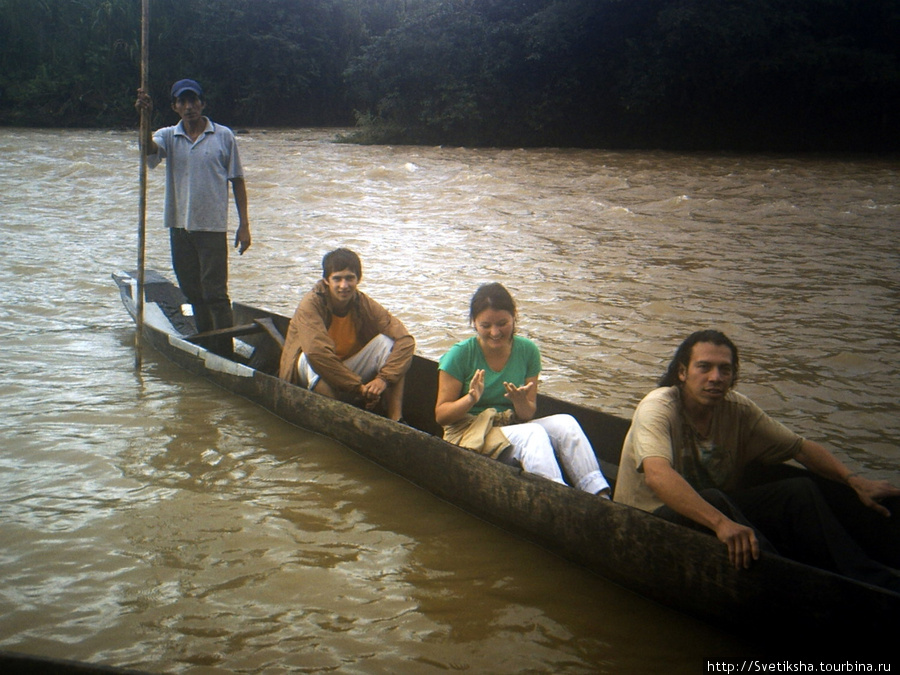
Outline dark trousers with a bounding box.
[655,478,900,592]
[170,229,233,355]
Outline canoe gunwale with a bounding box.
[114,271,900,647]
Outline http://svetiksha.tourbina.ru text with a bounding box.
[707,662,893,674]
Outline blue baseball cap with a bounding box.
[171,79,203,98]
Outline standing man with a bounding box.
[279,248,414,421]
[614,329,900,591]
[136,79,250,355]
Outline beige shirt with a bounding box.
[614,386,803,512]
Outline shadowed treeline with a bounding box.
[2,0,898,151]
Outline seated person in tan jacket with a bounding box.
[278,248,414,421]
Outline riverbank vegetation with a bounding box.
[2,0,898,151]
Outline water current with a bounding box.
[1,128,898,672]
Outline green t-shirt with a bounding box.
[438,336,541,414]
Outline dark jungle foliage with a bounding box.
[1,0,897,150]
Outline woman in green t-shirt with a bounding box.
[435,283,609,496]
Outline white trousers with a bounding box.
[297,334,394,391]
[500,414,609,494]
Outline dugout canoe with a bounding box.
[113,269,899,649]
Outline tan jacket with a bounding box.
[278,280,415,393]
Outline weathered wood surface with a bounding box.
[113,271,900,649]
[185,321,267,345]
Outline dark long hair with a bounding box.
[658,330,739,387]
[468,282,517,324]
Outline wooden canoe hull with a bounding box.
[113,271,900,648]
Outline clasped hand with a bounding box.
[135,89,153,112]
[359,377,387,410]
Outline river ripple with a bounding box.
[0,128,897,672]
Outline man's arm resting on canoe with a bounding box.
[642,456,760,570]
[793,440,900,518]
